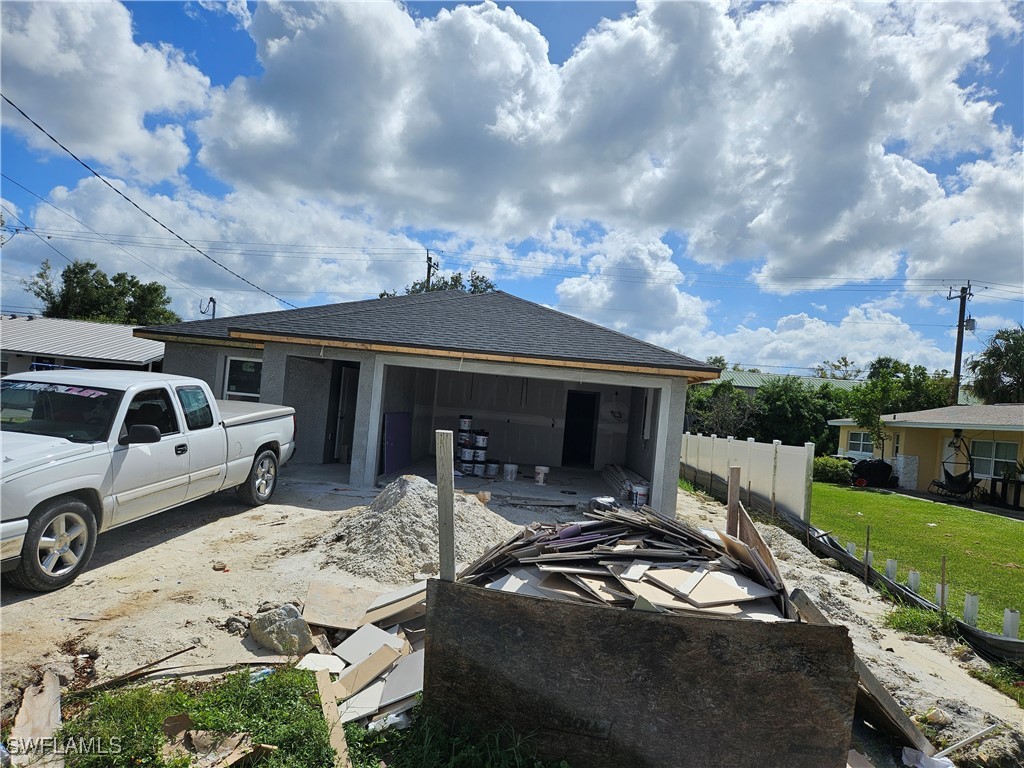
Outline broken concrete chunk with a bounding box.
[249,604,314,655]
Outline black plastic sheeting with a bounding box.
[780,510,1023,666]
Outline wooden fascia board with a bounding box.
[227,330,716,381]
[133,331,263,350]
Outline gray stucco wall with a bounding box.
[625,387,659,480]
[655,378,688,515]
[162,342,262,398]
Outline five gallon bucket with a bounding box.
[472,462,485,477]
[631,483,650,507]
[484,460,500,478]
[459,415,473,431]
[459,447,475,461]
[474,430,489,448]
[534,465,550,485]
[503,463,518,481]
[474,449,487,462]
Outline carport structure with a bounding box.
[137,291,719,512]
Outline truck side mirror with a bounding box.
[119,424,162,445]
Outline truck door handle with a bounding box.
[175,444,188,455]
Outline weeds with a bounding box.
[883,606,958,637]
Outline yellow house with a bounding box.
[829,405,1024,496]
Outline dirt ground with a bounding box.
[1,472,1021,765]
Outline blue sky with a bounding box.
[2,1,1022,377]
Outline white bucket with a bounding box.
[459,415,473,431]
[535,465,550,485]
[474,449,487,462]
[472,462,485,477]
[459,447,475,461]
[474,431,489,448]
[632,483,649,507]
[484,461,499,478]
[503,463,518,481]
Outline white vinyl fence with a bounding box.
[680,433,814,522]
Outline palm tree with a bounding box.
[966,325,1024,404]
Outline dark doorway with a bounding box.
[323,362,359,464]
[562,391,599,468]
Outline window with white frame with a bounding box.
[847,431,874,455]
[971,440,1019,479]
[223,358,262,402]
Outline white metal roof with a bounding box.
[0,316,164,365]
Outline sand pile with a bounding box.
[320,475,521,584]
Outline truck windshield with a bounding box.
[0,381,124,443]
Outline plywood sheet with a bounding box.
[705,569,778,601]
[304,579,377,631]
[537,572,599,603]
[333,624,405,665]
[334,645,402,700]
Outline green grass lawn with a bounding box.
[810,483,1024,635]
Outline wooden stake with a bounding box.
[940,555,947,614]
[726,466,741,537]
[436,430,456,582]
[864,525,871,592]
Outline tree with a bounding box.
[704,355,727,369]
[23,259,180,325]
[813,356,862,379]
[380,269,496,298]
[846,357,952,458]
[751,377,849,453]
[966,325,1024,404]
[686,381,758,439]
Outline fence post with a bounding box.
[746,437,755,507]
[939,555,947,613]
[803,442,815,524]
[681,432,690,485]
[435,430,456,582]
[727,466,741,537]
[708,435,717,496]
[963,593,979,627]
[771,440,781,516]
[846,542,857,557]
[1004,609,1020,639]
[907,570,921,593]
[885,559,897,580]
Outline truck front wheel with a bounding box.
[7,497,97,592]
[238,449,278,506]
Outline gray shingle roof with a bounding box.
[830,404,1024,431]
[138,291,716,374]
[1,316,164,364]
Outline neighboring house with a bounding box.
[136,290,719,512]
[829,405,1024,492]
[1,315,164,375]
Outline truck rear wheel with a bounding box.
[238,449,278,506]
[6,497,97,592]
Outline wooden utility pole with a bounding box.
[426,249,439,290]
[947,281,972,405]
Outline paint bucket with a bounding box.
[620,481,632,500]
[459,447,475,461]
[474,449,487,462]
[459,415,473,431]
[632,483,649,508]
[485,461,499,478]
[534,465,549,485]
[460,460,475,475]
[503,463,518,481]
[458,430,473,447]
[474,430,489,448]
[472,462,485,477]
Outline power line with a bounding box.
[0,174,237,314]
[1,94,296,309]
[0,204,74,264]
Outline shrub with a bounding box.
[813,456,852,485]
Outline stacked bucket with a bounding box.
[456,415,498,478]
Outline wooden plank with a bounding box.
[333,645,402,700]
[11,670,64,768]
[436,430,456,582]
[358,591,426,627]
[315,668,352,768]
[789,589,935,756]
[727,465,741,537]
[304,579,376,632]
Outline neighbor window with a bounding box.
[224,358,262,402]
[971,440,1019,479]
[847,431,874,454]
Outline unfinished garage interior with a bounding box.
[137,291,719,513]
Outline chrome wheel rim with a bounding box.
[37,511,89,576]
[254,456,276,499]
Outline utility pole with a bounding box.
[425,248,439,290]
[200,296,217,320]
[947,281,972,405]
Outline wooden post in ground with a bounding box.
[435,430,456,582]
[726,466,741,537]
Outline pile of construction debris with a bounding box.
[318,475,520,584]
[459,500,791,621]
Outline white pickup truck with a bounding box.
[0,370,296,591]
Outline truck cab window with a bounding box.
[125,389,179,435]
[176,386,214,430]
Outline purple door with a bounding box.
[383,411,413,475]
